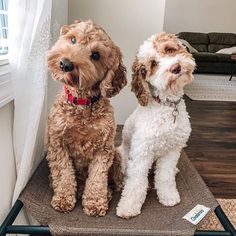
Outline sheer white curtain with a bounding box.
[8,0,52,203]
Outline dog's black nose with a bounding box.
[59,58,74,72]
[170,63,181,74]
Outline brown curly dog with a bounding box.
[46,20,127,217]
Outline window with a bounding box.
[0,0,8,57]
[0,0,11,108]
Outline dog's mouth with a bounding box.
[67,74,80,85]
[176,72,184,79]
[166,72,183,83]
[66,73,80,86]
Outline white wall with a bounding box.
[164,0,236,33]
[47,0,68,112]
[0,102,16,223]
[68,0,166,124]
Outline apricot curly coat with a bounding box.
[46,20,127,216]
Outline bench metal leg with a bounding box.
[6,225,51,235]
[194,231,231,236]
[0,200,50,235]
[194,206,236,236]
[1,200,235,236]
[0,200,23,236]
[215,206,236,236]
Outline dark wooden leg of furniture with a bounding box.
[229,65,236,81]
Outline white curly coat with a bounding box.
[116,33,196,219]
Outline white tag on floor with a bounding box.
[183,204,210,225]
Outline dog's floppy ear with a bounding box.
[99,46,127,98]
[131,57,150,106]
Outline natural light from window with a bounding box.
[0,0,8,59]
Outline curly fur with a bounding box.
[46,20,127,216]
[116,32,196,219]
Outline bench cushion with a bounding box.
[20,151,218,236]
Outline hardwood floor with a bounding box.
[117,97,236,199]
[185,97,236,198]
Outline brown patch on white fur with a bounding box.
[147,58,159,76]
[131,32,195,105]
[46,20,126,216]
[153,32,186,56]
[131,57,150,106]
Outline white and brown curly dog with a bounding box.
[116,32,196,219]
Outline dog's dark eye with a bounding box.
[91,52,100,61]
[166,47,176,54]
[71,36,76,44]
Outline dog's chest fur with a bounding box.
[130,100,191,155]
[47,95,115,164]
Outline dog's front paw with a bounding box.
[83,201,108,217]
[51,194,76,213]
[158,190,180,207]
[116,201,141,219]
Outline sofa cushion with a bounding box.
[178,32,209,44]
[208,32,236,45]
[192,44,208,52]
[208,33,236,52]
[208,44,233,53]
[178,32,209,52]
[193,52,233,62]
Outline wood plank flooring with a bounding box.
[117,97,236,198]
[185,97,236,198]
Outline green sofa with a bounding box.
[178,32,236,74]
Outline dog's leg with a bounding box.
[47,146,77,213]
[117,117,134,175]
[82,150,113,217]
[109,149,124,191]
[155,149,181,206]
[117,141,129,176]
[116,142,153,219]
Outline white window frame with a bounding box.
[0,58,12,108]
[0,0,12,108]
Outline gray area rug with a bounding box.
[184,74,236,101]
